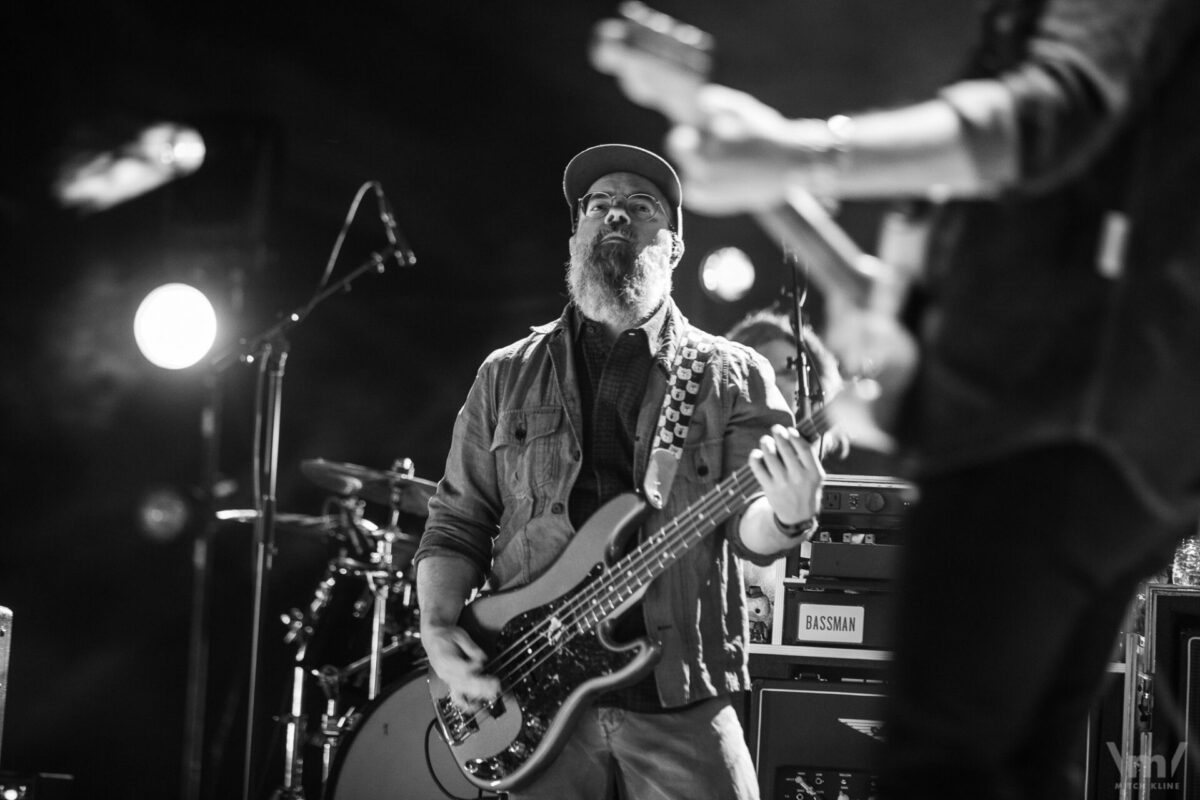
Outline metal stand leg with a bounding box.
[272,659,308,800]
[269,561,340,800]
[315,666,344,792]
[367,533,395,701]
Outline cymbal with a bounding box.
[300,458,437,516]
[215,509,342,536]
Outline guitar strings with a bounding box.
[455,465,758,732]
[453,408,832,732]
[491,467,758,692]
[455,408,832,729]
[499,406,829,671]
[485,462,754,678]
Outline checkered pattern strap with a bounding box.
[653,329,716,460]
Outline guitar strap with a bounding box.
[643,327,715,509]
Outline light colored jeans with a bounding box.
[508,695,760,800]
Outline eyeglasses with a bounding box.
[576,191,667,223]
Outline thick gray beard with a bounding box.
[566,229,674,330]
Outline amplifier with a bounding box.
[808,541,901,583]
[749,667,1128,800]
[750,678,886,800]
[782,587,895,650]
[819,474,917,536]
[785,475,915,584]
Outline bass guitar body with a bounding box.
[427,493,662,792]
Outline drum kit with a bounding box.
[222,457,481,800]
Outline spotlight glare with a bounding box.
[699,247,756,302]
[54,122,206,211]
[137,486,191,543]
[134,283,218,369]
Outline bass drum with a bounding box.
[327,670,482,800]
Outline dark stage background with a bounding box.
[1,2,975,797]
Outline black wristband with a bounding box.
[773,513,819,539]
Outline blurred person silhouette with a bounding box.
[666,1,1200,797]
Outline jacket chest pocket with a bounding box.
[491,407,564,498]
[674,436,723,508]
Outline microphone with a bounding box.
[373,183,417,266]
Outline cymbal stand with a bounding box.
[328,494,373,562]
[366,533,396,700]
[273,559,339,800]
[362,457,417,698]
[324,631,420,687]
[274,650,308,800]
[314,665,345,793]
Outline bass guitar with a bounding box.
[428,408,831,791]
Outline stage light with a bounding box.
[133,283,218,369]
[699,246,756,302]
[54,122,206,212]
[137,486,191,543]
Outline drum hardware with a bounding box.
[300,457,437,518]
[322,631,422,687]
[215,509,345,537]
[282,562,339,647]
[275,651,310,799]
[292,538,422,798]
[268,456,433,799]
[361,526,412,699]
[272,568,327,800]
[314,665,348,790]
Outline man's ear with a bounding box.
[669,230,685,265]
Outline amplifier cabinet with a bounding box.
[748,666,1129,800]
[749,678,885,800]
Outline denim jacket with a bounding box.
[414,300,793,706]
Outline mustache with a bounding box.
[587,230,636,285]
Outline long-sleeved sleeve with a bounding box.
[413,359,503,586]
[940,0,1198,192]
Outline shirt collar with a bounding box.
[569,299,671,360]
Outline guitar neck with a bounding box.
[597,408,830,610]
[611,464,760,596]
[753,194,876,309]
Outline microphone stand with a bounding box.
[780,253,814,420]
[180,369,222,800]
[181,242,412,800]
[244,334,286,800]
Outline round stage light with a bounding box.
[700,247,756,302]
[134,283,218,369]
[137,486,191,542]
